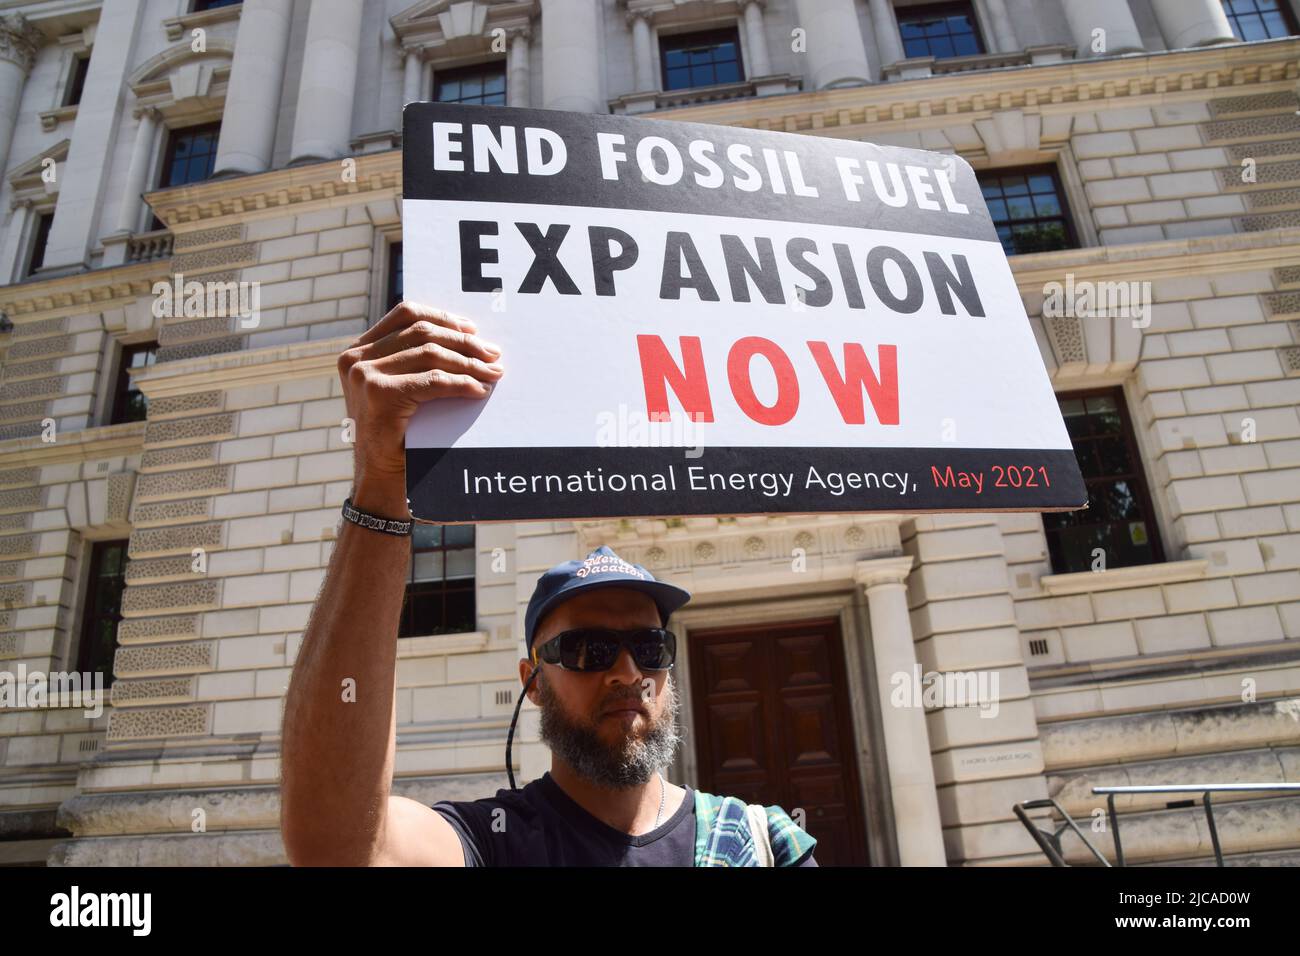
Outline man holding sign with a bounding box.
[281,300,815,866]
[281,103,1082,867]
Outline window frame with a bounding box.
[398,524,477,639]
[25,210,54,277]
[894,0,987,60]
[191,0,243,11]
[156,120,223,191]
[977,163,1080,257]
[109,341,158,426]
[432,60,508,106]
[1221,0,1300,40]
[63,53,90,108]
[658,25,746,92]
[75,538,130,687]
[1042,385,1167,575]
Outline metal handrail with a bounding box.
[1093,784,1300,867]
[1014,783,1300,867]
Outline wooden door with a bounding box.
[688,617,869,866]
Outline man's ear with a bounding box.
[519,657,543,705]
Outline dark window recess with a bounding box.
[897,1,986,59]
[1222,0,1299,40]
[978,166,1078,256]
[26,212,54,276]
[1042,388,1166,575]
[77,539,129,688]
[110,342,158,425]
[399,523,476,638]
[660,27,745,91]
[192,0,242,11]
[386,241,403,312]
[434,61,507,106]
[64,55,90,107]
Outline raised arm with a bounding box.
[280,303,503,866]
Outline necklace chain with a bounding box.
[654,772,666,828]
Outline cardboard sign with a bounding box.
[401,103,1085,523]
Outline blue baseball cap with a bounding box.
[524,545,692,656]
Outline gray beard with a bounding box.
[536,670,683,789]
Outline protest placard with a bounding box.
[402,103,1085,522]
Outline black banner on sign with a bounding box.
[400,102,1087,523]
[408,447,1086,523]
[402,102,998,242]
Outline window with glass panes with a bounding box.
[978,167,1077,257]
[400,523,476,637]
[434,62,506,106]
[1222,0,1298,40]
[192,0,242,11]
[660,27,745,91]
[150,122,222,231]
[1041,389,1165,574]
[897,2,986,59]
[159,122,222,188]
[77,539,129,688]
[110,342,158,425]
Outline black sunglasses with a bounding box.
[533,627,677,672]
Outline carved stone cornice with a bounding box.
[665,36,1300,139]
[0,420,145,469]
[390,0,538,47]
[0,14,41,75]
[142,148,399,229]
[577,513,905,574]
[0,260,168,320]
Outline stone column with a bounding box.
[793,0,871,89]
[980,0,1019,53]
[1150,0,1236,49]
[507,26,531,107]
[868,0,904,69]
[115,107,159,235]
[0,14,40,181]
[402,47,423,105]
[212,0,293,176]
[629,10,656,93]
[1060,0,1145,57]
[41,0,145,274]
[855,555,948,866]
[289,0,365,164]
[1,197,33,278]
[541,0,602,113]
[740,0,772,77]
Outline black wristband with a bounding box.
[342,496,413,536]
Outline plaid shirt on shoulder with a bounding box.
[692,790,817,867]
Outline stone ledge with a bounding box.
[1040,559,1209,595]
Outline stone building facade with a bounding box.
[0,0,1298,866]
